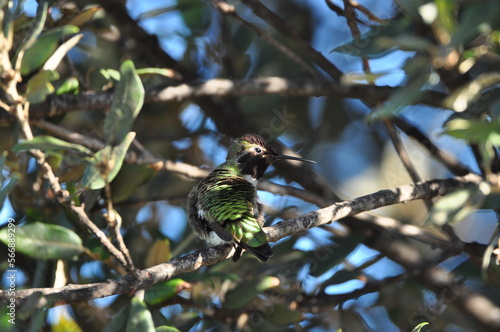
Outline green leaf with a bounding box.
[13,0,48,71]
[0,222,83,260]
[81,132,135,190]
[435,0,457,36]
[223,276,280,309]
[179,0,210,32]
[135,68,179,79]
[481,193,500,210]
[21,25,80,75]
[331,18,421,59]
[25,70,60,103]
[450,2,500,47]
[444,119,500,168]
[56,76,80,95]
[155,327,182,332]
[444,73,500,113]
[444,119,500,144]
[0,172,21,210]
[126,298,155,332]
[104,60,144,145]
[367,56,432,122]
[266,304,304,326]
[43,33,83,71]
[145,279,189,305]
[423,184,489,227]
[100,68,121,82]
[110,164,156,202]
[411,322,429,332]
[309,234,362,277]
[13,135,92,154]
[452,258,481,279]
[0,151,6,185]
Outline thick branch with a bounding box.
[265,174,480,241]
[0,78,446,124]
[1,174,481,307]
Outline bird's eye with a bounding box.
[255,147,262,153]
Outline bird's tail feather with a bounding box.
[234,241,273,262]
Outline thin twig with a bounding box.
[32,119,210,179]
[392,116,472,176]
[213,0,320,78]
[347,0,385,24]
[241,0,344,79]
[343,0,372,75]
[382,119,432,210]
[104,180,137,275]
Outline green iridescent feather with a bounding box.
[197,161,268,248]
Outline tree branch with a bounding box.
[0,77,446,124]
[1,174,481,307]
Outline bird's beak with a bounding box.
[274,154,316,164]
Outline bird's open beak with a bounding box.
[274,154,316,164]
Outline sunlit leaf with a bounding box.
[435,0,457,38]
[135,67,181,79]
[100,68,121,82]
[444,73,500,112]
[144,279,190,305]
[56,76,80,95]
[155,326,182,332]
[423,183,489,226]
[444,119,500,144]
[43,33,83,71]
[13,135,92,154]
[411,322,429,332]
[126,298,155,332]
[104,60,144,145]
[52,312,83,332]
[25,70,60,103]
[0,222,83,260]
[223,276,280,309]
[20,25,80,75]
[444,119,500,167]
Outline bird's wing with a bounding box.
[198,176,262,243]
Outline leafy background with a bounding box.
[1,0,500,331]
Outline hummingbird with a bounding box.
[187,134,315,262]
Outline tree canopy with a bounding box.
[1,0,500,331]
